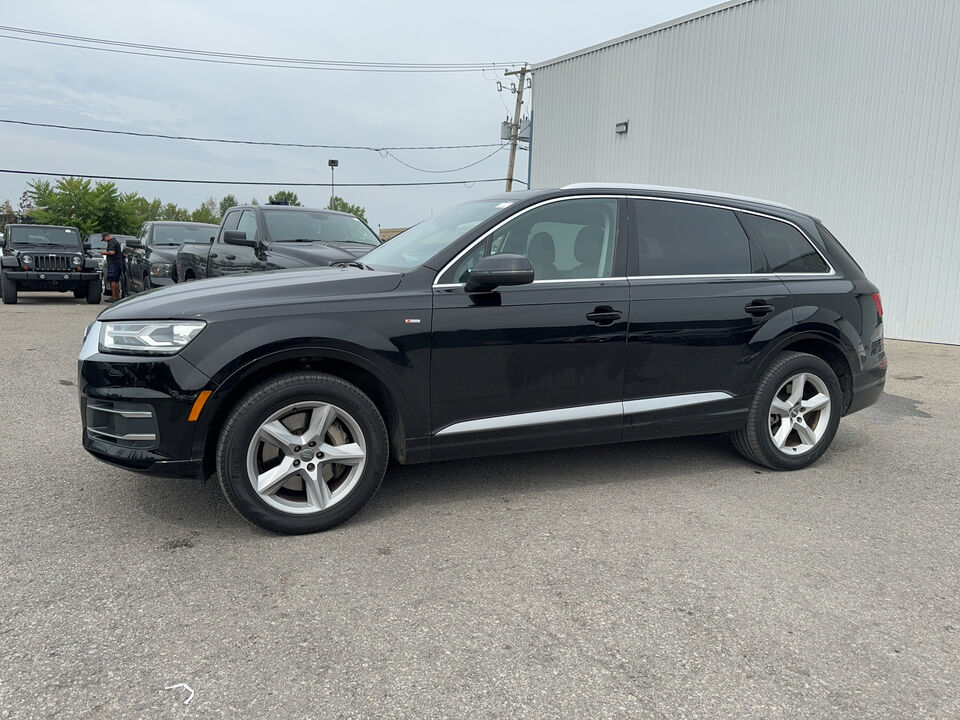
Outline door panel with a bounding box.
[431,281,629,453]
[623,198,792,439]
[430,196,629,455]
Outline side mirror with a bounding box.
[82,242,91,251]
[464,253,535,293]
[223,230,259,250]
[126,237,143,249]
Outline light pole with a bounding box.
[328,159,339,207]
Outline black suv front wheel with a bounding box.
[731,351,842,470]
[216,372,389,534]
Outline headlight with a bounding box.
[71,255,82,266]
[21,254,33,265]
[99,321,206,355]
[150,262,173,277]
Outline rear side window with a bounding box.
[739,213,830,274]
[633,199,751,276]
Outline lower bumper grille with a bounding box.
[86,401,159,449]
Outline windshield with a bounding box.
[152,225,218,245]
[263,210,380,246]
[361,199,513,271]
[10,226,81,249]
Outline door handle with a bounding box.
[225,254,237,261]
[209,253,218,259]
[744,300,775,316]
[586,306,623,325]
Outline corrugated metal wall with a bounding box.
[531,0,960,344]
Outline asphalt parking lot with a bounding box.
[1,293,958,719]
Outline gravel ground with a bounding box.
[1,294,958,719]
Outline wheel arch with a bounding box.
[197,348,410,478]
[757,329,857,413]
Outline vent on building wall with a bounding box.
[615,121,629,134]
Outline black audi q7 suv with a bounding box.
[78,184,886,534]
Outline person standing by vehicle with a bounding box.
[100,233,123,302]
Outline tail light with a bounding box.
[872,293,883,318]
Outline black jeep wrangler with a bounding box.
[1,224,102,304]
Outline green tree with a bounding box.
[191,197,220,224]
[267,190,301,206]
[218,194,239,216]
[0,199,15,233]
[157,203,191,221]
[26,177,143,235]
[250,197,260,206]
[327,195,367,223]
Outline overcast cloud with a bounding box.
[0,0,716,230]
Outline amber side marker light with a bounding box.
[188,390,212,422]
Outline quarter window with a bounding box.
[443,198,619,284]
[739,213,829,273]
[633,199,751,276]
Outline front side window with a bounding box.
[739,213,830,273]
[633,199,751,276]
[441,198,619,284]
[218,211,241,242]
[236,211,259,245]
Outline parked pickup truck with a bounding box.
[176,205,382,281]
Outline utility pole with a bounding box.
[503,65,528,192]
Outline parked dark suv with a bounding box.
[3,224,102,304]
[78,184,886,534]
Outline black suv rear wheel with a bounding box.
[216,372,389,534]
[731,351,842,470]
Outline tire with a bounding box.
[730,351,842,470]
[216,372,389,534]
[86,281,102,304]
[1,272,16,304]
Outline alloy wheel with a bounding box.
[245,401,367,515]
[767,372,832,455]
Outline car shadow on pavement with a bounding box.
[355,434,746,526]
[127,434,749,533]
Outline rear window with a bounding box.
[633,199,751,276]
[739,213,830,274]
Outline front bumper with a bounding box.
[7,269,99,290]
[78,323,214,478]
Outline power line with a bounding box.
[382,145,509,173]
[0,26,525,73]
[0,118,503,151]
[0,168,525,188]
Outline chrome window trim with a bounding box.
[432,194,625,288]
[434,276,629,290]
[630,196,836,277]
[434,391,733,436]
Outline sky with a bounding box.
[0,0,718,231]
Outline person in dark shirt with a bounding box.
[100,233,124,302]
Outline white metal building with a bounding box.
[530,0,960,344]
